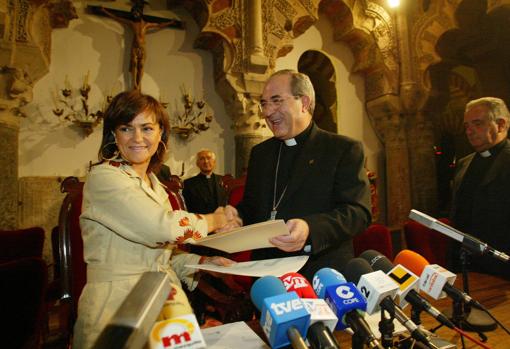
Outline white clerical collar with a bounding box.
[284,138,297,146]
[479,150,491,158]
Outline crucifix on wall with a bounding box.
[88,0,184,90]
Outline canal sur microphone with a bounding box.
[393,249,484,309]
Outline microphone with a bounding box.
[250,276,309,349]
[395,249,484,309]
[409,209,510,262]
[344,258,436,348]
[93,272,176,349]
[313,268,383,349]
[280,273,340,349]
[149,284,206,349]
[280,272,318,298]
[343,258,399,315]
[360,250,455,329]
[394,249,430,276]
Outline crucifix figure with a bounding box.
[89,0,184,90]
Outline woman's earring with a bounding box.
[100,141,120,161]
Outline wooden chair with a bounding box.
[221,174,246,206]
[160,175,187,211]
[48,176,86,345]
[0,226,45,263]
[0,227,47,349]
[353,224,394,259]
[0,257,48,349]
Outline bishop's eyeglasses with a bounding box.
[258,95,301,113]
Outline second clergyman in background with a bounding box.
[183,149,228,214]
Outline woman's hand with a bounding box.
[205,206,243,233]
[200,256,236,266]
[199,256,236,278]
[216,205,242,233]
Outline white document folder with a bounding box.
[191,219,288,253]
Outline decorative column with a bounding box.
[181,0,320,176]
[395,0,438,214]
[0,0,71,229]
[367,95,411,228]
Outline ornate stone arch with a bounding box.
[297,49,338,133]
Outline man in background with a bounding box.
[183,149,227,214]
[236,69,371,281]
[451,97,510,278]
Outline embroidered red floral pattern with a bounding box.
[175,228,194,244]
[179,217,190,226]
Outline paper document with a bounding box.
[185,255,309,277]
[192,219,288,253]
[201,321,269,349]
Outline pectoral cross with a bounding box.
[88,0,184,91]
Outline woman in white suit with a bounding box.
[73,90,239,348]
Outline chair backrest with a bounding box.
[221,174,246,206]
[0,257,48,349]
[403,218,452,266]
[353,224,394,259]
[161,175,187,210]
[0,226,45,263]
[57,176,86,326]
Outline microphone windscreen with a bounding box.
[250,276,286,311]
[279,272,318,299]
[394,249,430,276]
[343,258,374,284]
[359,250,394,273]
[160,283,193,320]
[312,268,347,299]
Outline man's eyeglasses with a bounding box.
[258,95,301,113]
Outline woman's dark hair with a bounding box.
[97,90,170,173]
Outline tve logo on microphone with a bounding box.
[150,314,205,349]
[270,298,305,315]
[260,292,310,348]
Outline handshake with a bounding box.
[207,205,243,233]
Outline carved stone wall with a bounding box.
[18,176,64,265]
[0,116,19,229]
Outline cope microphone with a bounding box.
[313,268,383,349]
[394,249,484,310]
[250,276,309,349]
[360,250,455,329]
[344,259,437,349]
[279,272,340,349]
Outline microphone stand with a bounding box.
[351,333,365,349]
[379,308,395,349]
[446,247,491,348]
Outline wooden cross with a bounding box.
[88,0,184,91]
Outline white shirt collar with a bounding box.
[479,150,491,158]
[284,138,297,146]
